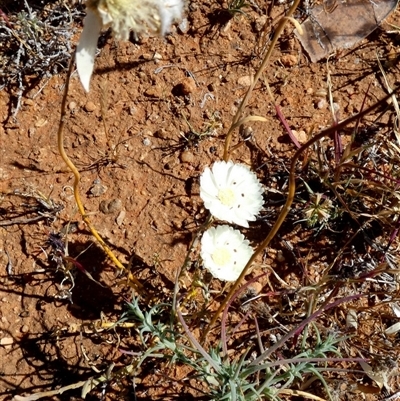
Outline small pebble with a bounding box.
[241,126,253,139]
[291,130,308,143]
[237,75,253,87]
[0,337,13,346]
[316,98,327,109]
[174,77,197,95]
[99,199,122,214]
[180,150,194,164]
[143,138,151,146]
[178,18,189,33]
[84,101,96,112]
[89,180,108,197]
[68,101,77,111]
[116,210,126,226]
[34,118,48,128]
[276,251,285,262]
[21,325,29,333]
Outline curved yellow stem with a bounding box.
[57,55,144,294]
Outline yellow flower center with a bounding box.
[218,188,235,206]
[212,248,231,266]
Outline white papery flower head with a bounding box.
[76,0,183,92]
[200,225,253,281]
[200,161,264,228]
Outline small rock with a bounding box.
[222,20,231,33]
[173,77,197,96]
[34,118,48,128]
[237,75,253,87]
[142,138,151,146]
[178,18,189,34]
[21,325,29,333]
[99,199,122,214]
[241,126,254,139]
[0,337,13,346]
[141,53,153,60]
[172,219,182,229]
[281,54,298,67]
[180,150,194,164]
[89,179,108,197]
[292,130,308,143]
[316,98,327,109]
[84,101,96,112]
[68,101,77,111]
[207,82,216,92]
[116,210,126,226]
[276,250,285,262]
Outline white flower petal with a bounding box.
[212,160,232,188]
[76,0,183,92]
[200,167,219,197]
[76,9,102,92]
[97,6,113,26]
[159,0,184,35]
[200,225,253,281]
[200,161,264,227]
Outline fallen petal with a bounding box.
[76,10,102,92]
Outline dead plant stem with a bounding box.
[223,0,301,161]
[57,55,144,293]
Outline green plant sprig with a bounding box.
[177,293,367,400]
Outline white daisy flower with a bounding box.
[76,0,183,92]
[200,161,264,228]
[200,225,253,282]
